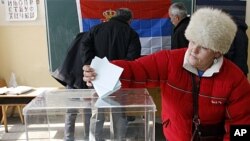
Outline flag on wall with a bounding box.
[76,0,172,55]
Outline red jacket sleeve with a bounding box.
[112,50,170,88]
[224,75,250,141]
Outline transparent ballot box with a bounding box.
[23,88,156,141]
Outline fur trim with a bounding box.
[185,8,237,54]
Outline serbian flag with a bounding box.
[76,0,172,55]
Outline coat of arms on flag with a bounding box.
[76,0,173,55]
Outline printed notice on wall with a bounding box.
[5,0,37,21]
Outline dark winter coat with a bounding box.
[82,16,141,61]
[52,16,141,88]
[224,18,249,76]
[51,32,89,89]
[171,17,190,49]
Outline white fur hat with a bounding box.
[185,8,237,54]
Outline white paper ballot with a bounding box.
[90,56,123,97]
[7,86,33,95]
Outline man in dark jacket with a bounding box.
[169,2,190,49]
[81,8,141,141]
[53,8,141,141]
[224,17,249,76]
[82,8,141,64]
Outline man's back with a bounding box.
[82,12,141,62]
[171,16,190,49]
[168,2,189,49]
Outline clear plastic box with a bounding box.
[23,88,156,141]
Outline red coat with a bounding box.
[112,48,250,141]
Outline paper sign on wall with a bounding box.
[5,0,37,21]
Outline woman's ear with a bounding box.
[214,52,222,58]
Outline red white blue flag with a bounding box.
[76,0,172,55]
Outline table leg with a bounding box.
[17,105,24,124]
[1,106,8,132]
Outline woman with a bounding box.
[82,8,250,141]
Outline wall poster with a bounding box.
[5,0,37,21]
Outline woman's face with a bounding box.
[187,41,220,71]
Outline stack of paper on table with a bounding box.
[90,56,123,98]
[0,86,33,95]
[0,87,8,95]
